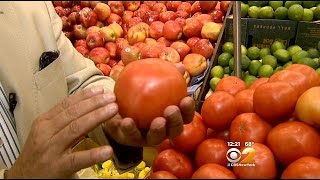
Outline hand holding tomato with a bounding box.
[103,59,195,147]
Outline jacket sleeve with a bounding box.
[44,2,113,146]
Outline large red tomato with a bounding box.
[233,143,277,179]
[249,77,269,90]
[148,171,177,179]
[234,89,254,114]
[229,113,272,149]
[191,163,236,179]
[253,81,299,125]
[268,70,311,96]
[114,58,187,129]
[172,112,207,153]
[156,139,175,153]
[295,87,320,127]
[201,91,238,131]
[286,64,320,88]
[267,121,320,166]
[281,156,320,179]
[153,149,194,179]
[215,76,247,96]
[194,138,229,167]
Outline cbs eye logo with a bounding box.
[226,147,255,164]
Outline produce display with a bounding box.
[241,1,320,21]
[150,64,320,179]
[209,40,320,90]
[52,1,230,93]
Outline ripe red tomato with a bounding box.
[229,113,272,149]
[191,163,236,179]
[268,70,311,96]
[253,81,299,125]
[194,138,229,167]
[114,58,187,129]
[267,121,320,166]
[281,156,320,179]
[286,64,320,88]
[153,149,194,179]
[172,112,207,153]
[233,143,277,179]
[156,139,175,153]
[234,89,254,114]
[295,87,320,127]
[215,76,247,96]
[201,91,238,131]
[249,77,269,90]
[148,171,177,179]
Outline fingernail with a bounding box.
[106,103,118,113]
[101,146,113,160]
[91,86,104,94]
[102,93,116,102]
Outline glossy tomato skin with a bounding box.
[295,87,320,127]
[286,64,320,88]
[234,89,254,114]
[195,138,229,167]
[249,77,269,90]
[114,58,187,129]
[201,91,238,131]
[281,156,320,179]
[267,121,320,166]
[253,81,299,125]
[172,112,207,153]
[229,113,272,149]
[148,171,178,179]
[268,70,311,96]
[215,76,247,96]
[191,163,236,179]
[153,149,194,179]
[233,143,277,179]
[156,139,175,153]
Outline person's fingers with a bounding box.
[53,103,118,151]
[50,92,116,134]
[179,96,195,124]
[46,86,104,119]
[174,63,186,75]
[163,105,184,139]
[146,117,166,146]
[119,118,145,146]
[61,146,113,176]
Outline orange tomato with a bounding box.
[267,121,320,166]
[201,91,238,131]
[229,113,272,149]
[268,70,311,96]
[215,76,247,96]
[281,156,320,179]
[286,64,320,88]
[253,81,299,125]
[234,89,254,114]
[233,143,277,179]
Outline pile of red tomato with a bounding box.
[148,64,320,179]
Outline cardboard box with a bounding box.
[295,21,320,50]
[246,18,297,48]
[224,16,249,46]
